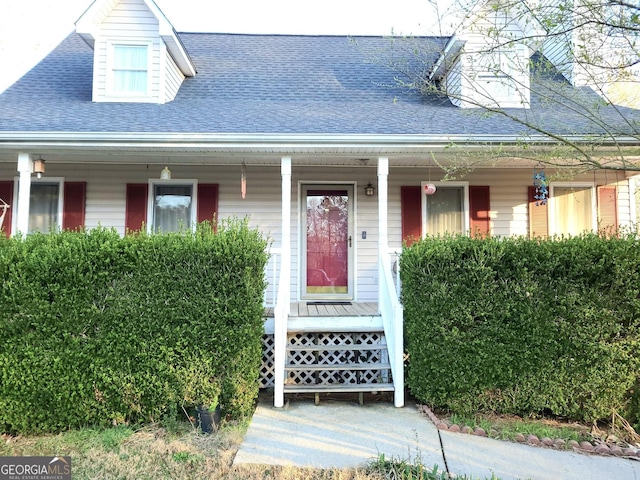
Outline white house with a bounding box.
[0,0,638,409]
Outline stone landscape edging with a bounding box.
[420,405,640,459]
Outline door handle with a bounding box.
[349,236,352,247]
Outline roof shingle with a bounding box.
[0,32,637,137]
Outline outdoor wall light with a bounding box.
[364,182,375,197]
[160,166,172,180]
[33,159,45,179]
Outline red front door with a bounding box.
[303,186,352,299]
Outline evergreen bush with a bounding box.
[0,220,268,433]
[401,234,640,423]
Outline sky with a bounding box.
[0,0,461,93]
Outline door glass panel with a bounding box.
[306,190,348,294]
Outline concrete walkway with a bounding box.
[233,396,640,479]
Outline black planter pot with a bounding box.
[196,405,221,433]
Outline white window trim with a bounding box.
[147,179,198,234]
[106,40,153,100]
[421,181,470,237]
[12,177,64,234]
[548,182,597,236]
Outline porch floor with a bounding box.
[264,302,378,318]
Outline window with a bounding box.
[550,184,596,236]
[9,180,85,235]
[149,181,196,233]
[28,181,63,233]
[127,182,217,234]
[111,44,149,95]
[422,182,469,236]
[476,49,519,101]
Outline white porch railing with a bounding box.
[390,250,401,298]
[272,247,290,408]
[263,248,281,308]
[379,249,404,407]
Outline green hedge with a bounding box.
[0,220,268,434]
[401,234,640,423]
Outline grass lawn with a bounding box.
[0,416,460,480]
[4,391,637,479]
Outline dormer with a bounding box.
[430,1,544,109]
[75,0,195,104]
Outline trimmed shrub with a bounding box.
[401,234,640,423]
[0,220,268,434]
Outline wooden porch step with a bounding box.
[285,362,391,371]
[287,344,387,352]
[283,383,394,393]
[283,383,395,405]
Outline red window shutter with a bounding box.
[469,186,490,237]
[528,185,548,238]
[197,183,219,225]
[401,186,422,246]
[0,181,13,238]
[597,185,618,235]
[62,182,86,231]
[125,183,148,233]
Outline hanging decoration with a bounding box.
[241,162,247,199]
[424,183,437,195]
[0,197,9,231]
[533,166,548,205]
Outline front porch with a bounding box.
[263,157,405,408]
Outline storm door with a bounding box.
[301,185,354,300]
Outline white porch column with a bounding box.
[377,156,389,302]
[16,153,33,236]
[274,156,291,408]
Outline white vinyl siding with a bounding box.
[164,49,185,102]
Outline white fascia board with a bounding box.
[145,0,196,77]
[429,35,466,81]
[74,0,119,49]
[0,132,637,151]
[160,32,196,77]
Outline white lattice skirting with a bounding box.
[259,332,390,389]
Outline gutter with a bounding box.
[0,132,637,152]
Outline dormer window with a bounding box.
[475,48,519,103]
[75,0,196,104]
[109,44,150,97]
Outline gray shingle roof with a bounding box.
[0,32,637,137]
